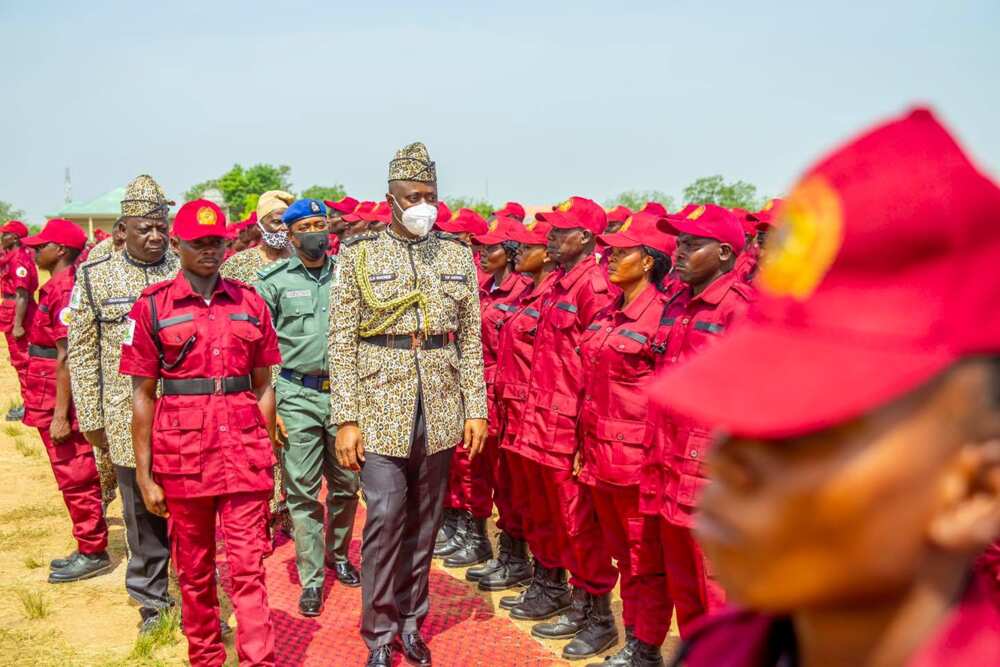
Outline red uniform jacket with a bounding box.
[495,272,559,452]
[670,571,1000,667]
[640,271,755,525]
[578,284,668,488]
[516,256,614,470]
[120,273,282,499]
[0,245,38,332]
[480,271,533,435]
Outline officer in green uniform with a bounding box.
[255,198,361,618]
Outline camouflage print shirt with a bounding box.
[67,250,180,467]
[220,246,289,285]
[84,237,115,263]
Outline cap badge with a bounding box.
[451,211,460,221]
[618,216,634,233]
[687,205,706,220]
[196,206,217,226]
[525,220,538,231]
[310,201,320,213]
[557,199,574,213]
[488,219,499,233]
[762,200,775,211]
[759,175,843,300]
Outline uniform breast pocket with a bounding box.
[688,318,726,351]
[368,272,403,302]
[607,331,654,380]
[97,300,135,328]
[279,295,316,335]
[227,316,264,371]
[550,302,578,331]
[157,318,199,369]
[153,408,204,475]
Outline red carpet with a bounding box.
[219,505,565,666]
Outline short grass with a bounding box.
[130,606,181,660]
[13,438,40,459]
[17,588,51,620]
[3,423,23,437]
[0,502,65,524]
[22,554,44,569]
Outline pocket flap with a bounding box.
[501,383,527,400]
[157,409,204,431]
[235,405,264,431]
[596,417,647,444]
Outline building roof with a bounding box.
[50,187,126,218]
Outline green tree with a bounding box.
[681,175,762,210]
[445,197,494,219]
[184,163,293,219]
[605,190,675,212]
[300,185,348,203]
[0,200,25,225]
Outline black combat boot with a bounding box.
[479,535,532,591]
[467,531,511,582]
[584,627,642,666]
[510,565,571,621]
[433,510,468,558]
[444,515,492,567]
[562,592,619,660]
[435,508,459,550]
[531,586,590,639]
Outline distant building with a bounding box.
[50,186,174,240]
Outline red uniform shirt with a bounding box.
[577,284,667,488]
[733,247,759,285]
[641,270,755,524]
[672,571,1000,667]
[120,273,282,499]
[23,268,76,429]
[0,246,38,332]
[480,271,533,435]
[495,272,559,451]
[516,256,614,469]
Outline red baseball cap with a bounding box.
[325,196,360,215]
[474,215,522,245]
[658,203,746,252]
[436,201,452,226]
[343,201,376,223]
[370,201,391,224]
[606,205,632,224]
[509,217,553,245]
[598,212,676,255]
[650,107,1000,439]
[93,228,110,242]
[22,219,87,250]
[437,208,488,235]
[640,201,669,217]
[493,201,526,221]
[172,199,228,241]
[750,198,785,230]
[537,196,606,236]
[0,220,29,238]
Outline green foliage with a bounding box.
[4,423,22,437]
[605,190,675,212]
[130,607,181,659]
[17,588,51,620]
[300,184,348,203]
[185,164,293,219]
[445,197,494,219]
[0,200,25,225]
[23,554,44,569]
[682,175,762,210]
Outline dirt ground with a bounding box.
[0,338,680,666]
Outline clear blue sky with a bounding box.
[2,1,998,222]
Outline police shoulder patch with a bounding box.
[69,285,83,310]
[58,306,74,327]
[343,232,379,247]
[15,266,27,278]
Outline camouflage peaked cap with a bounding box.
[388,142,437,183]
[121,174,174,219]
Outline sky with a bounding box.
[2,1,998,222]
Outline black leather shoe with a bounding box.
[397,632,432,666]
[48,551,111,583]
[365,644,394,667]
[49,550,79,571]
[444,516,492,568]
[562,593,619,660]
[298,586,323,617]
[531,587,590,639]
[332,561,362,587]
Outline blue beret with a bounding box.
[282,199,328,225]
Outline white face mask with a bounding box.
[391,196,437,237]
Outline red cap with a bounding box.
[343,201,376,223]
[750,198,785,230]
[436,208,488,235]
[370,201,391,224]
[474,215,522,245]
[606,205,632,224]
[172,199,228,241]
[325,196,360,215]
[436,201,452,226]
[537,196,606,235]
[509,217,553,245]
[93,228,111,242]
[640,201,669,217]
[650,107,1000,439]
[0,220,29,238]
[493,201,526,221]
[598,212,676,255]
[22,219,87,250]
[658,203,746,252]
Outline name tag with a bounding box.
[440,274,467,283]
[102,296,136,306]
[369,273,396,283]
[285,289,310,298]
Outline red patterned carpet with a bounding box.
[219,505,567,667]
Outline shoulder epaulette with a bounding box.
[138,279,174,298]
[730,280,756,301]
[255,258,289,281]
[589,271,609,294]
[222,276,255,291]
[343,232,379,247]
[79,253,112,272]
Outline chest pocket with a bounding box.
[439,274,471,304]
[512,306,541,341]
[687,318,726,353]
[607,329,653,379]
[549,301,578,331]
[96,297,136,325]
[368,272,404,302]
[279,291,316,335]
[156,314,198,370]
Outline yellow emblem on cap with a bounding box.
[618,216,634,233]
[525,220,538,231]
[488,219,499,233]
[687,205,706,220]
[196,206,217,226]
[557,199,573,213]
[759,175,843,300]
[762,199,775,211]
[451,211,460,222]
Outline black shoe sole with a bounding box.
[299,608,322,617]
[335,579,362,588]
[478,574,532,591]
[531,626,582,640]
[47,562,112,584]
[509,602,570,621]
[562,634,619,661]
[443,554,490,569]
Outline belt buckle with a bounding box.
[213,377,224,395]
[321,379,330,392]
[410,333,425,350]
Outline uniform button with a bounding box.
[606,327,612,332]
[220,425,228,432]
[671,356,678,363]
[322,307,327,311]
[171,419,179,426]
[618,344,624,350]
[682,318,689,325]
[690,450,698,458]
[616,433,624,441]
[213,348,220,356]
[208,314,215,321]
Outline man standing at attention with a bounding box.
[329,142,488,667]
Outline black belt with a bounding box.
[1,294,14,301]
[361,333,454,350]
[28,344,57,359]
[279,369,330,392]
[161,376,252,396]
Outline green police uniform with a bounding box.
[255,253,360,589]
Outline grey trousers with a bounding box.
[116,465,173,611]
[359,408,453,649]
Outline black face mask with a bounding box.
[295,231,329,260]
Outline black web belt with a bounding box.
[279,369,330,392]
[160,375,252,396]
[28,344,57,359]
[361,333,454,350]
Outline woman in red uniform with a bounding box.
[575,212,676,667]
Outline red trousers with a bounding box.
[489,439,520,537]
[445,437,493,519]
[167,491,275,667]
[507,452,564,567]
[38,429,108,554]
[657,518,726,636]
[3,330,28,400]
[591,483,672,645]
